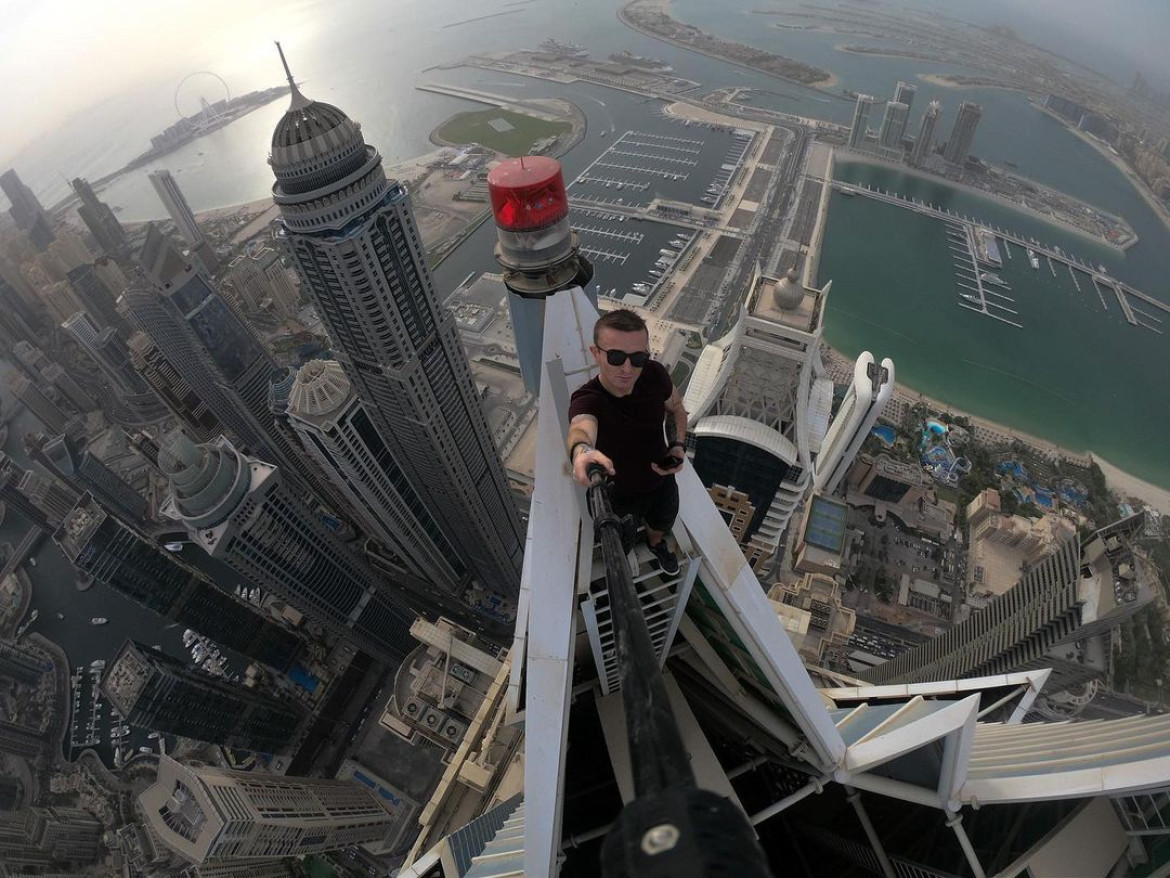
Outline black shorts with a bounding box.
[612,476,679,534]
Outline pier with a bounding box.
[945,222,1022,329]
[830,180,1170,335]
[1110,282,1138,326]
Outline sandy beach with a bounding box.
[1093,456,1170,517]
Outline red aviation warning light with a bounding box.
[486,155,594,397]
[487,156,569,231]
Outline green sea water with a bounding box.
[818,163,1170,489]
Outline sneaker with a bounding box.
[647,539,680,575]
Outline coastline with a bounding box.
[1032,100,1170,242]
[619,0,841,93]
[834,148,1126,252]
[827,345,1170,515]
[916,72,1028,96]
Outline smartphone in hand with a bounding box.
[656,454,683,470]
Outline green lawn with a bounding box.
[437,108,570,156]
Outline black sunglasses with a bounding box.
[597,346,650,368]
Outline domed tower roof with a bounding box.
[269,44,367,187]
[287,359,352,421]
[271,99,355,151]
[773,268,804,311]
[268,43,388,228]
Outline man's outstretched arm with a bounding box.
[567,414,614,486]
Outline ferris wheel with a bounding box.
[174,72,232,120]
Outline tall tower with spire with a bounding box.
[267,47,523,599]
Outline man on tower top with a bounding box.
[566,309,688,575]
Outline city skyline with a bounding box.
[2,2,1170,874]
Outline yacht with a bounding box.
[1027,248,1040,269]
[90,617,108,625]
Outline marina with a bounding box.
[832,179,1170,337]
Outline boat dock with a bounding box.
[831,181,1170,336]
[1067,264,1081,292]
[946,222,1022,329]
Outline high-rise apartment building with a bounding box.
[55,495,302,670]
[66,263,131,335]
[944,100,983,166]
[61,311,150,396]
[17,470,79,527]
[685,269,834,573]
[878,100,910,150]
[31,433,148,525]
[894,79,918,111]
[847,94,874,148]
[910,99,942,167]
[41,363,98,413]
[0,169,55,251]
[133,228,333,503]
[282,359,467,596]
[141,755,396,863]
[0,270,45,340]
[0,719,44,758]
[103,641,305,752]
[811,352,895,494]
[268,57,523,597]
[5,371,69,433]
[148,169,220,273]
[71,176,130,258]
[862,515,1152,691]
[159,431,416,662]
[0,807,104,869]
[127,331,221,441]
[0,641,47,686]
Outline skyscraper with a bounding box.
[863,515,1152,690]
[878,100,910,150]
[41,363,98,413]
[268,50,523,597]
[5,371,69,433]
[133,228,334,503]
[71,177,130,258]
[0,719,45,758]
[0,807,104,869]
[159,431,416,662]
[0,169,55,251]
[684,268,836,573]
[282,359,467,596]
[66,263,131,335]
[894,79,918,111]
[148,169,220,274]
[61,311,151,396]
[847,94,874,148]
[944,100,983,166]
[910,99,942,167]
[102,641,306,752]
[0,641,47,686]
[28,432,148,525]
[140,755,396,863]
[54,494,303,671]
[127,331,221,441]
[811,352,896,494]
[17,470,80,527]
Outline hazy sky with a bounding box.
[2,0,1169,174]
[0,0,304,166]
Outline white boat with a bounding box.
[90,617,108,626]
[56,612,64,620]
[1027,248,1040,269]
[90,660,105,669]
[147,731,160,740]
[28,557,36,567]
